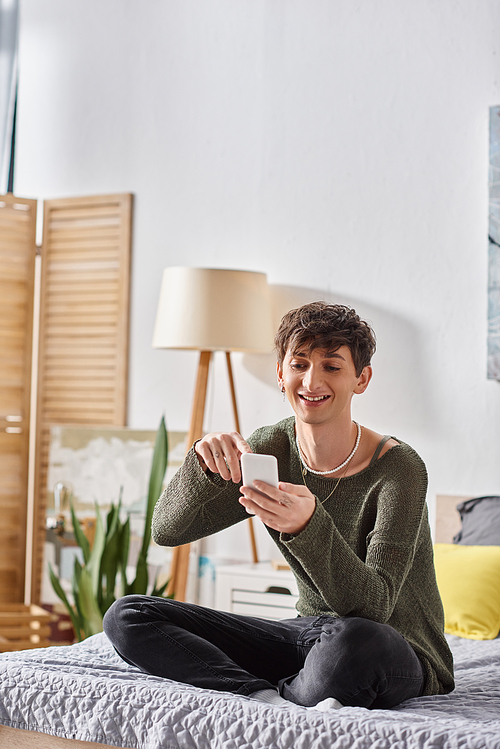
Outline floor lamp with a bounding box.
[152,267,274,601]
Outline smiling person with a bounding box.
[104,302,454,710]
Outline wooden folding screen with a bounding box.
[0,195,37,603]
[31,194,132,603]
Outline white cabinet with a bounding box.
[215,562,299,620]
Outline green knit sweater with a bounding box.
[152,417,454,697]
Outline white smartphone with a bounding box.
[241,453,279,490]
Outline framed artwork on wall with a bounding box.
[46,425,186,518]
[41,426,187,606]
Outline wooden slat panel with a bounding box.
[48,245,121,257]
[0,195,36,603]
[0,603,53,651]
[0,224,32,240]
[46,306,120,317]
[45,227,121,242]
[1,361,23,379]
[0,572,18,601]
[43,382,117,392]
[0,260,34,281]
[46,281,120,293]
[0,388,25,413]
[32,193,132,603]
[45,294,120,305]
[45,345,118,357]
[0,281,34,305]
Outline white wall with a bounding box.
[15,0,500,560]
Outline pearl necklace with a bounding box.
[296,421,362,475]
[300,463,346,504]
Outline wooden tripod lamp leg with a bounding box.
[225,352,259,564]
[166,350,212,601]
[167,349,260,601]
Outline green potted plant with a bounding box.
[49,417,171,641]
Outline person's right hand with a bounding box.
[194,432,252,483]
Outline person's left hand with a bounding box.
[239,481,316,535]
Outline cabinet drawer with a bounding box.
[231,588,299,620]
[232,601,298,619]
[214,562,299,619]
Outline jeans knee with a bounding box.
[307,618,422,708]
[103,595,147,648]
[320,617,403,672]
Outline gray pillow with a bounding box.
[453,496,500,545]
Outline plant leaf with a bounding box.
[139,416,168,562]
[100,536,119,610]
[129,551,149,595]
[76,568,103,636]
[49,562,82,642]
[101,501,121,605]
[87,502,106,600]
[70,500,90,564]
[54,419,169,638]
[72,556,86,631]
[105,503,119,540]
[151,575,172,598]
[119,516,130,597]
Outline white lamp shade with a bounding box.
[152,267,274,352]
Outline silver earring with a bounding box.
[281,386,286,402]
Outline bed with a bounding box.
[0,495,499,749]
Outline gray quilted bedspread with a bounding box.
[0,632,499,748]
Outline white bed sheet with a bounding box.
[0,632,499,749]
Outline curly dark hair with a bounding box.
[274,301,376,376]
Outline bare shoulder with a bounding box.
[345,425,400,475]
[362,427,400,459]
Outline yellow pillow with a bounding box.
[433,543,500,640]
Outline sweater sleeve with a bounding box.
[151,445,248,547]
[280,448,428,622]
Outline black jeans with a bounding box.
[103,595,424,709]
